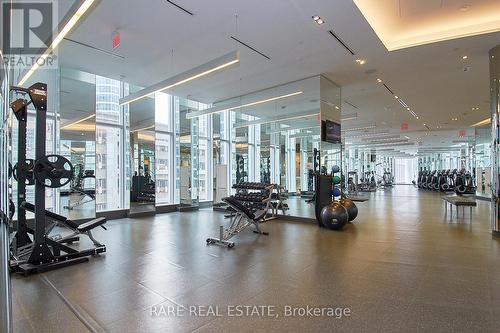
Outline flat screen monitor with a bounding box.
[322,120,341,143]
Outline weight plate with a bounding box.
[13,159,36,185]
[34,155,74,188]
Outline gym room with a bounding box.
[0,0,499,332]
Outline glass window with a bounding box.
[95,76,127,212]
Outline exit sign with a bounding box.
[112,31,120,49]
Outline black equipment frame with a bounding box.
[10,83,105,275]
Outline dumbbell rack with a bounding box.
[232,183,288,221]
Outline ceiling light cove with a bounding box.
[355,59,366,65]
[352,0,500,51]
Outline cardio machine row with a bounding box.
[417,168,475,194]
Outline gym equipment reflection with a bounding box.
[179,98,199,209]
[129,97,156,214]
[59,69,96,220]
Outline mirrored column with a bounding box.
[490,45,500,235]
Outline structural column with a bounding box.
[490,45,500,236]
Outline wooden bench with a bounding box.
[442,195,477,219]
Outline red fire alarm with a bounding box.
[112,31,120,49]
[401,122,408,131]
[458,130,466,138]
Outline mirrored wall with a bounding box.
[58,69,96,220]
[129,88,156,214]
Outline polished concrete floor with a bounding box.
[10,186,500,332]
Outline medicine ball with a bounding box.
[332,165,340,173]
[320,202,348,230]
[331,188,341,197]
[339,198,358,222]
[332,176,341,185]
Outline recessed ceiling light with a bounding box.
[312,15,324,25]
[355,59,366,65]
[394,95,399,99]
[407,107,410,111]
[462,55,468,60]
[376,78,382,83]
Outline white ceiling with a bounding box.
[353,0,500,50]
[55,0,498,152]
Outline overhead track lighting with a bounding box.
[18,0,99,86]
[471,118,491,127]
[234,111,319,128]
[131,125,155,133]
[344,130,390,139]
[290,130,321,139]
[186,90,303,119]
[120,51,240,106]
[361,135,400,142]
[341,113,358,121]
[61,114,96,130]
[341,125,376,132]
[266,125,320,135]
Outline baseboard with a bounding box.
[178,205,199,212]
[199,201,213,208]
[97,209,128,220]
[156,204,178,214]
[276,214,316,224]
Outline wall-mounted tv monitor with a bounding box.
[322,120,341,143]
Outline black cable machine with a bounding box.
[10,83,106,275]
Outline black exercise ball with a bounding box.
[339,198,358,222]
[320,202,348,230]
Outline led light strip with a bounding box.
[120,51,240,105]
[18,0,98,86]
[266,125,320,134]
[186,91,303,119]
[234,111,319,128]
[376,78,419,120]
[471,118,491,127]
[60,114,95,129]
[341,125,376,132]
[344,130,390,139]
[131,125,155,133]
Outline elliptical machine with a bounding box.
[454,169,475,195]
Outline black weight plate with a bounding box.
[34,155,74,188]
[13,159,36,185]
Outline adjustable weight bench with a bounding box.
[206,196,269,248]
[21,201,107,246]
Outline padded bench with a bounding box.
[442,195,477,219]
[206,196,268,248]
[21,201,107,246]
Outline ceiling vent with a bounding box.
[230,36,271,60]
[165,0,193,15]
[328,30,355,55]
